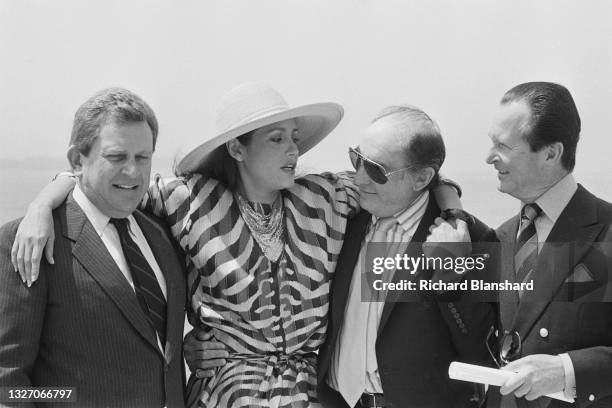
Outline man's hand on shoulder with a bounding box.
[424,217,473,259]
[423,217,473,286]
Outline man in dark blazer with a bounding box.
[0,88,186,407]
[317,105,497,408]
[485,82,612,407]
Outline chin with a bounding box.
[498,183,514,196]
[115,198,141,216]
[277,176,295,190]
[359,197,376,214]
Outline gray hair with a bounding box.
[70,88,159,155]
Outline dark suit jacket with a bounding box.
[318,193,497,408]
[493,185,612,408]
[0,194,187,408]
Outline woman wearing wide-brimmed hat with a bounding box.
[155,82,358,407]
[12,82,458,407]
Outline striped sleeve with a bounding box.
[293,171,360,219]
[140,174,192,237]
[334,171,360,216]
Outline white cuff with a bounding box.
[559,353,577,399]
[52,171,76,181]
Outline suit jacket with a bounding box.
[318,193,498,408]
[0,194,187,408]
[494,185,612,408]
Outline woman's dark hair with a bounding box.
[175,131,253,192]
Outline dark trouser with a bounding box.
[318,382,386,408]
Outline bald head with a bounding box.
[355,105,445,217]
[371,105,445,186]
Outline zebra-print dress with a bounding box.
[142,172,358,408]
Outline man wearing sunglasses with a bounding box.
[434,82,612,407]
[317,105,497,408]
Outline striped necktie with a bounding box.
[514,203,542,288]
[110,218,167,347]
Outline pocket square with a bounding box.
[564,263,595,283]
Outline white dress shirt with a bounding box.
[328,192,429,405]
[528,173,578,252]
[72,183,167,299]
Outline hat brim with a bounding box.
[176,102,343,174]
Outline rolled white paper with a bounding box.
[448,362,574,403]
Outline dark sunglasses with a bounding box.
[348,146,415,184]
[486,326,522,368]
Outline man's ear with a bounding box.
[412,167,435,191]
[226,138,245,162]
[67,145,83,176]
[544,142,564,164]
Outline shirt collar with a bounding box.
[527,173,578,225]
[72,183,136,237]
[372,191,429,231]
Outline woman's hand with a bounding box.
[11,203,55,286]
[184,327,229,379]
[10,172,76,286]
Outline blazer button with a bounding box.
[539,328,549,338]
[589,394,595,401]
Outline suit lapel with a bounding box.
[511,185,604,338]
[64,196,163,356]
[378,193,438,335]
[496,216,520,331]
[133,211,184,363]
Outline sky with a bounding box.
[1,0,611,226]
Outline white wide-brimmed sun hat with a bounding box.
[176,82,344,174]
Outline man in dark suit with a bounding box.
[317,105,497,408]
[0,88,186,407]
[485,82,612,407]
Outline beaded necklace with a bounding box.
[236,193,285,262]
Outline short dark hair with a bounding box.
[174,131,253,192]
[372,105,445,189]
[70,88,159,156]
[501,82,580,172]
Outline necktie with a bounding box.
[514,203,542,289]
[366,217,398,294]
[336,217,397,406]
[372,217,397,242]
[110,218,167,347]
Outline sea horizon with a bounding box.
[2,156,611,229]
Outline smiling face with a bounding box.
[355,118,424,217]
[232,118,299,203]
[485,101,550,202]
[72,121,153,218]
